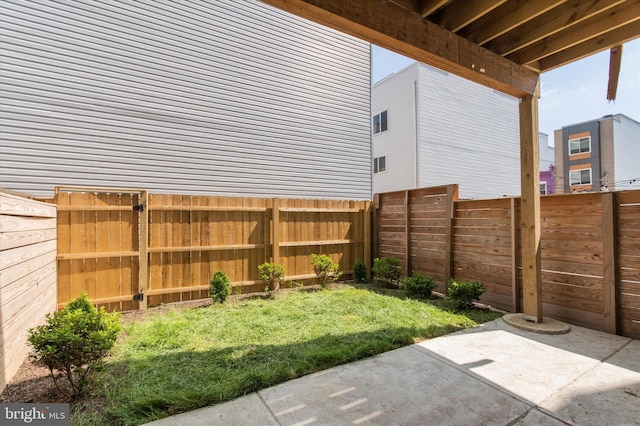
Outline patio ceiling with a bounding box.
[261,0,640,97]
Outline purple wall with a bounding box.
[540,164,555,195]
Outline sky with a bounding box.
[372,38,640,145]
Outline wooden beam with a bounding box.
[420,0,449,18]
[272,198,280,265]
[486,0,625,56]
[508,2,640,67]
[405,190,412,275]
[537,22,640,72]
[432,0,507,32]
[607,45,623,101]
[460,0,565,46]
[260,0,539,97]
[138,190,149,310]
[387,0,420,14]
[519,80,542,323]
[363,201,371,272]
[510,197,520,313]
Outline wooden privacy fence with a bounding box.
[1,190,57,392]
[54,187,370,311]
[374,185,640,339]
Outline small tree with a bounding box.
[402,272,435,299]
[258,262,285,298]
[210,271,231,303]
[353,259,368,283]
[311,254,342,288]
[27,293,121,399]
[372,257,405,287]
[448,279,485,310]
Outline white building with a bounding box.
[0,0,371,200]
[372,62,522,199]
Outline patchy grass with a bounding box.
[74,286,501,425]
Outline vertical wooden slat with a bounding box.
[139,191,149,310]
[69,192,85,302]
[120,193,134,312]
[519,83,543,322]
[181,195,191,301]
[405,190,411,275]
[443,184,457,294]
[372,194,379,259]
[95,193,109,309]
[56,191,71,308]
[602,191,617,334]
[107,193,122,312]
[511,197,520,312]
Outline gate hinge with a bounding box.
[133,204,144,212]
[133,293,144,301]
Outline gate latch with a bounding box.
[133,293,144,301]
[133,204,144,212]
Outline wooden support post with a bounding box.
[602,192,617,334]
[272,198,280,265]
[519,80,542,322]
[363,201,371,272]
[404,190,411,275]
[511,197,521,313]
[372,194,379,260]
[443,184,458,296]
[138,190,149,310]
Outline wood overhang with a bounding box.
[261,0,640,97]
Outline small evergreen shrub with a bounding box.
[448,279,485,310]
[210,271,231,303]
[353,259,368,283]
[311,254,342,288]
[372,257,405,287]
[27,293,121,399]
[258,262,285,298]
[402,272,435,299]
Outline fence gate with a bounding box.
[55,187,148,312]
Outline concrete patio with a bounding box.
[147,318,639,425]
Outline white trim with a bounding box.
[569,168,592,186]
[568,136,591,155]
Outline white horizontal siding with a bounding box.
[417,64,521,199]
[0,0,371,199]
[613,115,640,190]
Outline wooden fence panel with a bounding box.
[453,198,515,312]
[376,191,408,264]
[1,190,57,393]
[616,190,640,339]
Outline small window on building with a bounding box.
[569,136,591,155]
[540,182,547,195]
[373,110,388,134]
[570,168,592,186]
[373,156,386,173]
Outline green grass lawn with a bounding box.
[74,286,501,425]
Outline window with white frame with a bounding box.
[569,136,591,155]
[540,182,547,195]
[570,168,591,186]
[373,156,386,173]
[373,110,388,134]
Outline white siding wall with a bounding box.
[0,0,371,199]
[371,64,419,194]
[539,132,554,170]
[417,64,521,199]
[613,115,640,190]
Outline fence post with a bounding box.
[405,190,412,275]
[372,194,379,260]
[272,198,280,265]
[363,201,371,272]
[602,191,617,334]
[139,190,149,310]
[511,197,520,313]
[443,184,458,296]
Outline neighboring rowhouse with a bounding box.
[0,0,371,200]
[372,62,521,199]
[554,114,640,193]
[539,132,555,195]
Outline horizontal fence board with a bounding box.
[0,192,57,217]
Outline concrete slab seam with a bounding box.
[406,344,535,408]
[599,338,633,363]
[257,391,283,426]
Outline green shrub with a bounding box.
[27,293,121,399]
[402,272,435,299]
[372,257,405,287]
[258,262,285,298]
[353,259,368,283]
[448,279,485,310]
[311,254,342,288]
[210,271,231,303]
